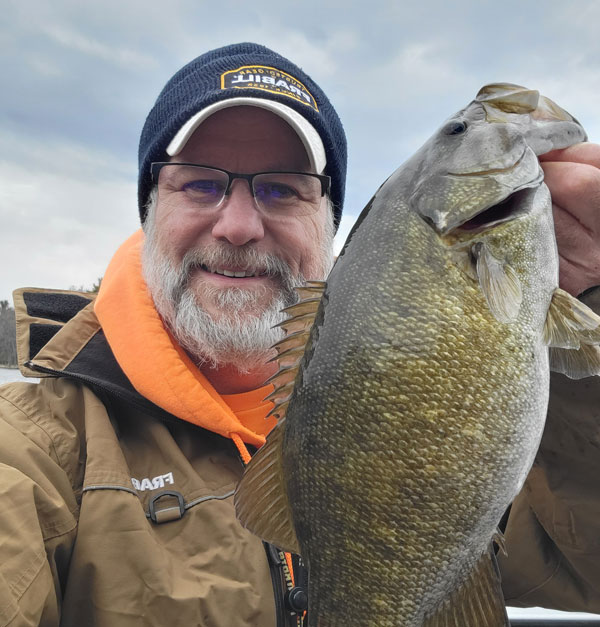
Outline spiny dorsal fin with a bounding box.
[265,281,326,420]
[295,282,326,300]
[474,242,522,323]
[423,547,509,627]
[264,381,295,405]
[275,312,319,334]
[281,298,321,317]
[234,418,300,554]
[267,398,291,420]
[265,365,300,389]
[272,329,311,355]
[268,345,307,369]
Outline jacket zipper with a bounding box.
[29,361,305,624]
[25,361,183,425]
[265,543,286,627]
[264,543,304,627]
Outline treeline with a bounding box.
[0,301,17,367]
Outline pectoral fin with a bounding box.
[544,288,600,378]
[550,344,600,379]
[423,547,509,627]
[234,417,300,554]
[474,242,522,323]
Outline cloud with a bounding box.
[0,130,139,300]
[41,24,157,71]
[2,0,600,307]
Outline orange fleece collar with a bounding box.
[94,230,276,449]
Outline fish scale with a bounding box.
[284,209,541,624]
[235,84,600,626]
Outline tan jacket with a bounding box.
[0,289,289,627]
[2,285,600,625]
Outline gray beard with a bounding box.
[141,197,334,374]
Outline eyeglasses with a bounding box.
[150,162,331,216]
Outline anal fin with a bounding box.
[423,547,509,627]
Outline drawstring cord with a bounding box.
[230,431,253,465]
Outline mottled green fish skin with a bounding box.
[281,94,584,625]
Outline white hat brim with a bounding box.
[166,97,327,173]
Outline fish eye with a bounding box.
[444,120,468,135]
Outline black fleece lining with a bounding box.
[23,292,92,323]
[65,331,174,421]
[30,324,62,359]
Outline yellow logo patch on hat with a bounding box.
[221,65,319,111]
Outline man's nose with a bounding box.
[210,180,265,246]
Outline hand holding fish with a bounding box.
[540,143,600,296]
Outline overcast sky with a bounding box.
[3,1,600,619]
[2,0,600,307]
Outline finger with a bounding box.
[557,253,588,296]
[539,142,600,168]
[553,202,600,295]
[541,161,600,229]
[552,200,595,251]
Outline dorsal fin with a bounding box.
[234,417,300,554]
[265,281,326,421]
[265,365,301,388]
[275,312,319,334]
[281,298,321,317]
[272,329,311,355]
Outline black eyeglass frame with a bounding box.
[150,162,331,198]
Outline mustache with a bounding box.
[180,243,293,279]
[171,243,302,303]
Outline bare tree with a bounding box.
[0,301,17,367]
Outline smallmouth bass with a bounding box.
[236,84,599,626]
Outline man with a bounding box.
[0,41,599,626]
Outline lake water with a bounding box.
[0,368,37,385]
[0,370,599,621]
[0,368,28,384]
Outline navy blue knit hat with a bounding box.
[138,42,347,228]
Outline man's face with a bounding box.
[142,105,334,370]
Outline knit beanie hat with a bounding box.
[138,42,347,229]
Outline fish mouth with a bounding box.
[450,186,539,235]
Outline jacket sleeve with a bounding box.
[0,379,82,627]
[499,287,600,613]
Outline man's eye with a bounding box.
[182,180,224,196]
[257,183,299,201]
